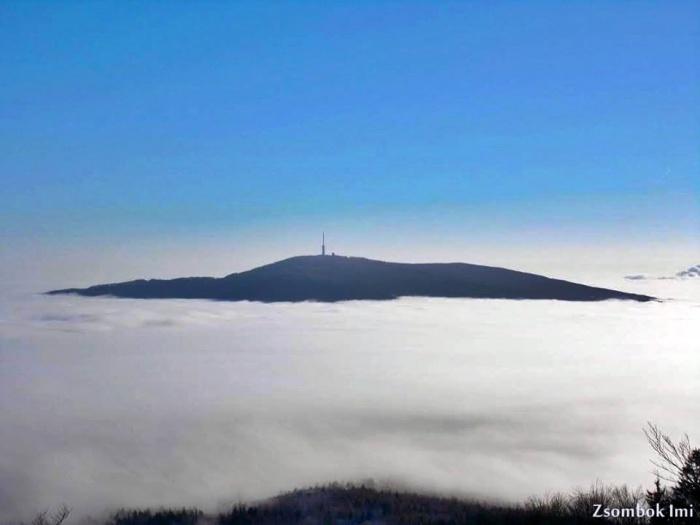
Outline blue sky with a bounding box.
[1,1,698,267]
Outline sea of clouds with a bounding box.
[1,277,699,521]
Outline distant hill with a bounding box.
[625,263,700,281]
[676,264,700,278]
[47,255,654,302]
[92,482,647,525]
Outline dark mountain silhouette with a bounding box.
[47,255,654,302]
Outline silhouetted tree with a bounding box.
[645,476,671,524]
[675,449,700,506]
[645,423,700,524]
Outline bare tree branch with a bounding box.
[29,505,70,525]
[644,422,693,484]
[51,505,71,525]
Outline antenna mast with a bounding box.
[322,233,326,256]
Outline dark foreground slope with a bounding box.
[101,483,644,525]
[48,255,654,302]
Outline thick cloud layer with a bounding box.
[1,281,699,521]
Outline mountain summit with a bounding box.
[48,255,654,302]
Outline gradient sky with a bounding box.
[1,1,698,284]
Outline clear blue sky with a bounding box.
[1,1,698,250]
